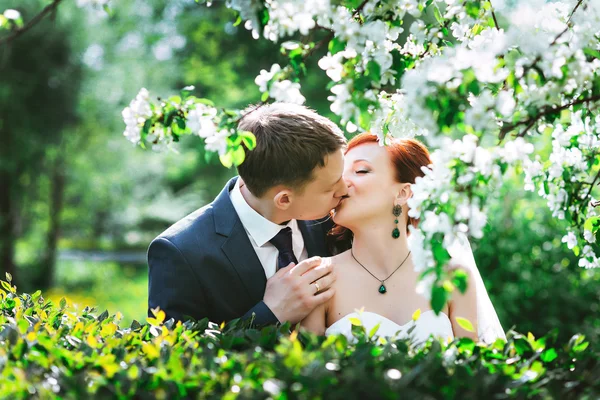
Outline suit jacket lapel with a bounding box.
[298,219,331,257]
[212,177,267,304]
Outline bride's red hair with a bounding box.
[327,132,432,254]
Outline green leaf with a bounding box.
[456,317,474,332]
[328,38,346,55]
[239,131,257,150]
[452,269,468,293]
[5,272,12,282]
[431,239,451,266]
[261,91,270,102]
[349,317,362,326]
[233,15,242,27]
[369,322,381,339]
[60,298,67,309]
[219,150,234,168]
[231,146,246,166]
[1,280,11,292]
[366,60,381,82]
[98,310,109,322]
[130,320,142,330]
[541,348,558,362]
[560,109,571,124]
[573,341,589,352]
[584,216,600,233]
[433,5,443,24]
[431,285,448,314]
[260,8,270,24]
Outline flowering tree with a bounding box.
[120,0,600,312]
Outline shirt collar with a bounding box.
[230,179,296,247]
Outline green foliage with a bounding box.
[476,175,600,344]
[0,281,598,399]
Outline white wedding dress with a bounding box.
[325,310,454,344]
[324,234,506,344]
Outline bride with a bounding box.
[301,133,505,344]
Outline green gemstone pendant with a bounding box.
[392,228,400,239]
[378,283,387,294]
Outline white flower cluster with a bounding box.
[254,64,306,104]
[370,92,430,143]
[186,104,230,156]
[406,133,537,273]
[521,111,600,268]
[226,0,265,39]
[122,88,233,154]
[263,0,330,41]
[122,88,153,144]
[402,27,510,133]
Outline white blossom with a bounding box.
[561,231,577,249]
[122,88,152,144]
[187,104,218,138]
[270,80,306,104]
[255,64,281,92]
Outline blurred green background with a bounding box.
[0,0,598,344]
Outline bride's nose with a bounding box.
[342,172,353,188]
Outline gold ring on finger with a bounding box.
[314,282,320,294]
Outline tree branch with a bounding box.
[499,94,600,140]
[488,0,500,30]
[577,167,600,218]
[301,0,370,62]
[0,0,64,46]
[517,0,584,79]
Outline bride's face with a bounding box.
[333,143,402,228]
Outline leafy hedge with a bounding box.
[0,276,598,399]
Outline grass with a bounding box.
[45,259,148,326]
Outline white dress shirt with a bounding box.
[229,179,308,279]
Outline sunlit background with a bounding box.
[1,0,598,344]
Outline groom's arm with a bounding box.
[148,237,280,327]
[242,301,279,327]
[148,237,208,322]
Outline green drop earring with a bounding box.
[392,205,402,239]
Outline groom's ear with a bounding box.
[273,189,292,210]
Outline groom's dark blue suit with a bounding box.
[147,177,332,326]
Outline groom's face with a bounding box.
[287,149,348,220]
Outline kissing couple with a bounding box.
[148,103,505,343]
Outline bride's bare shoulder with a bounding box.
[326,250,352,268]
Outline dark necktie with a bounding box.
[269,227,298,271]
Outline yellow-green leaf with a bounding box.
[456,317,474,332]
[349,317,362,327]
[412,308,422,321]
[127,364,140,380]
[369,322,381,339]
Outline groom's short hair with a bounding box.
[237,103,346,197]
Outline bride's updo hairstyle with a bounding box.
[328,132,432,254]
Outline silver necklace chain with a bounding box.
[350,248,412,285]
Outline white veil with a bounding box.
[447,233,506,344]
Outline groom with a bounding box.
[148,103,349,326]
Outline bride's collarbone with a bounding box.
[328,290,432,325]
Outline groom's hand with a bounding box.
[263,256,336,324]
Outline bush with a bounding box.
[0,278,598,399]
[476,180,600,344]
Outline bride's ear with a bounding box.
[395,183,413,204]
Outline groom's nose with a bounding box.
[335,179,349,198]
